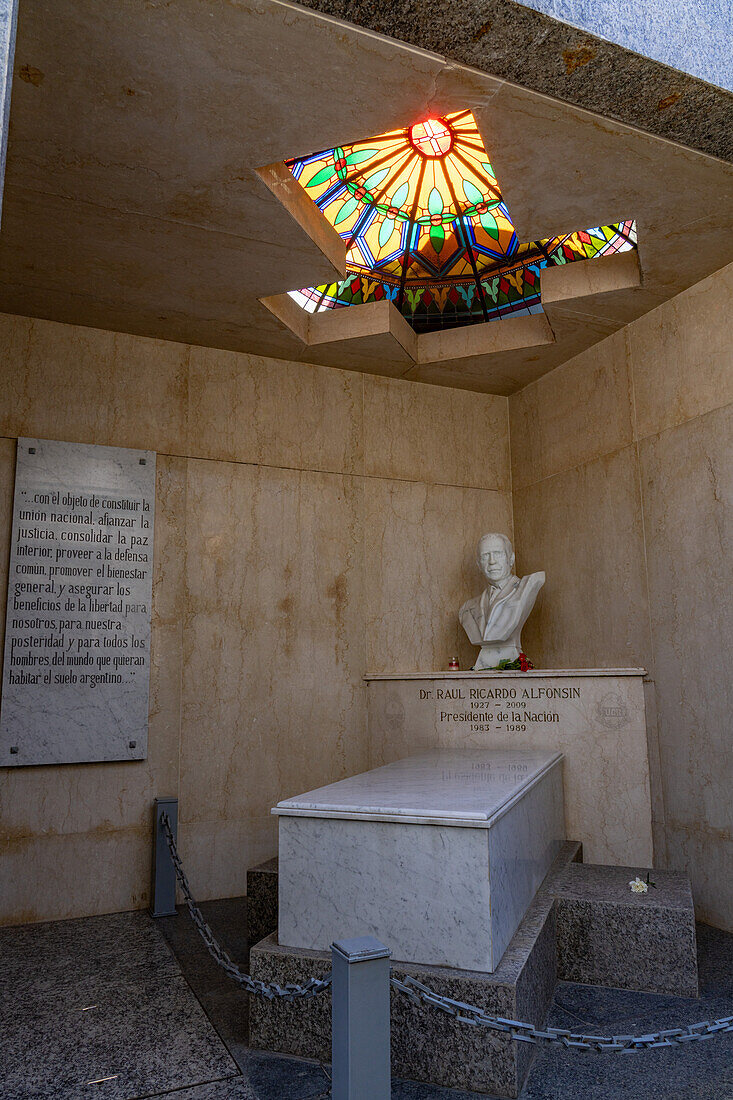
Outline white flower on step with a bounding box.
[629,876,648,894]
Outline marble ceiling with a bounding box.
[0,0,731,394]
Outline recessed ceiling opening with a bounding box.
[280,109,637,335]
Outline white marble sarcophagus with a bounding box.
[272,749,564,972]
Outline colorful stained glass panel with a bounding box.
[286,110,637,332]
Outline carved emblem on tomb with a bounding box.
[596,692,630,729]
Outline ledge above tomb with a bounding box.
[364,667,648,679]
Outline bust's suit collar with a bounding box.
[476,574,519,630]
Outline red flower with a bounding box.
[518,653,534,672]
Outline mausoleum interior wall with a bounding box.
[510,261,733,932]
[2,263,730,930]
[0,314,511,923]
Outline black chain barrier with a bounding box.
[390,974,733,1052]
[161,814,733,1050]
[160,812,331,1001]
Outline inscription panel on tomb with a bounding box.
[366,672,653,866]
[422,680,629,738]
[0,438,156,765]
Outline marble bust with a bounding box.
[459,533,545,670]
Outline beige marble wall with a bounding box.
[638,404,733,931]
[4,258,731,930]
[179,460,367,900]
[0,449,185,921]
[513,446,651,670]
[361,375,513,675]
[364,479,513,675]
[510,261,733,930]
[0,313,510,923]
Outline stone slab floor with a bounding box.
[1,898,732,1099]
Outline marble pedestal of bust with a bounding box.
[459,533,544,670]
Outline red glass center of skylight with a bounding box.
[409,118,453,157]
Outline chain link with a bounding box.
[159,812,331,1002]
[390,974,733,1052]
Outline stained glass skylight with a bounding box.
[285,109,637,333]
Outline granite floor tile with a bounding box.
[523,1032,733,1100]
[391,1079,500,1098]
[159,1054,494,1100]
[157,899,252,1047]
[157,898,249,1002]
[1,972,237,1100]
[147,1081,261,1100]
[4,906,733,1100]
[227,1051,330,1098]
[0,911,237,1100]
[147,1051,331,1098]
[521,925,733,1100]
[198,987,249,1048]
[0,910,181,999]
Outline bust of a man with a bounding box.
[459,533,545,671]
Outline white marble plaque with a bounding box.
[0,438,156,765]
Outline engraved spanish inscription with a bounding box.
[417,682,580,735]
[0,438,156,765]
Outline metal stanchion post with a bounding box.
[150,797,178,917]
[331,936,391,1100]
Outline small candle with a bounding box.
[448,656,459,671]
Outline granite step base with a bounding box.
[246,857,278,949]
[250,841,582,1098]
[554,862,699,997]
[247,845,699,1096]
